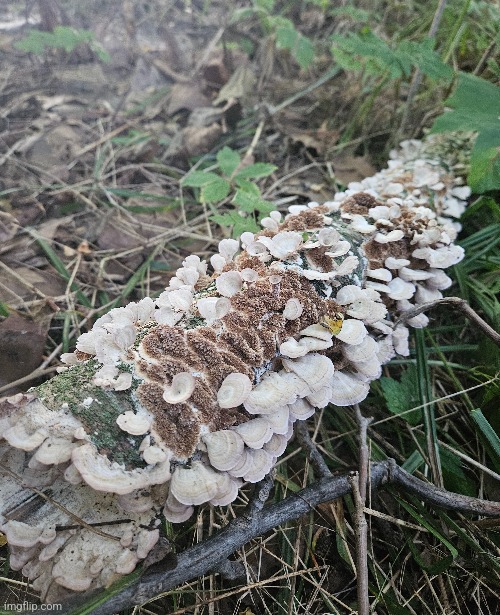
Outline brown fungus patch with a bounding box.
[141,326,187,361]
[340,192,379,214]
[136,382,201,459]
[304,246,334,272]
[363,236,412,270]
[280,208,327,232]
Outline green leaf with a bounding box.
[470,408,500,471]
[430,73,500,192]
[468,135,500,193]
[230,7,259,23]
[380,365,422,425]
[331,31,452,81]
[216,146,241,177]
[331,31,403,79]
[211,211,260,237]
[232,188,275,215]
[433,73,500,132]
[200,178,231,203]
[235,162,277,180]
[398,39,453,80]
[181,171,221,187]
[0,302,10,317]
[15,30,52,54]
[275,24,315,70]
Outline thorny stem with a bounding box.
[395,297,500,346]
[61,460,500,615]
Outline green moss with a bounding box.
[36,361,145,468]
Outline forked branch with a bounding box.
[63,459,500,615]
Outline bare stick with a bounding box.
[395,297,500,345]
[295,420,332,478]
[349,473,370,615]
[61,460,500,615]
[352,405,374,615]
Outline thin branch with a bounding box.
[295,420,332,478]
[61,460,500,615]
[352,405,374,615]
[355,405,373,502]
[349,473,370,615]
[246,469,276,515]
[395,297,500,345]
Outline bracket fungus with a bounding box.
[0,135,474,602]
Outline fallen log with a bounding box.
[2,134,495,607]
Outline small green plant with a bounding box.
[231,0,315,70]
[181,146,277,237]
[331,29,453,81]
[430,72,500,193]
[15,26,110,62]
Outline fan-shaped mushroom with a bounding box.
[163,372,196,404]
[217,372,253,408]
[203,430,245,471]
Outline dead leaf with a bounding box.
[279,119,340,156]
[182,124,223,158]
[331,154,377,186]
[0,266,67,303]
[0,311,53,390]
[167,83,211,116]
[213,64,256,106]
[0,210,19,243]
[77,240,92,255]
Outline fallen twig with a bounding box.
[396,297,500,345]
[61,459,500,615]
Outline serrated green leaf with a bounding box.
[431,73,500,192]
[331,31,452,81]
[380,365,422,425]
[468,137,500,193]
[398,39,453,80]
[182,171,221,187]
[274,23,314,69]
[232,189,261,212]
[331,31,403,79]
[216,146,241,177]
[232,188,275,215]
[200,178,231,203]
[294,35,315,70]
[235,163,277,180]
[211,211,260,237]
[229,7,258,23]
[431,75,500,134]
[234,179,260,196]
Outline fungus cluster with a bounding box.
[0,136,471,601]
